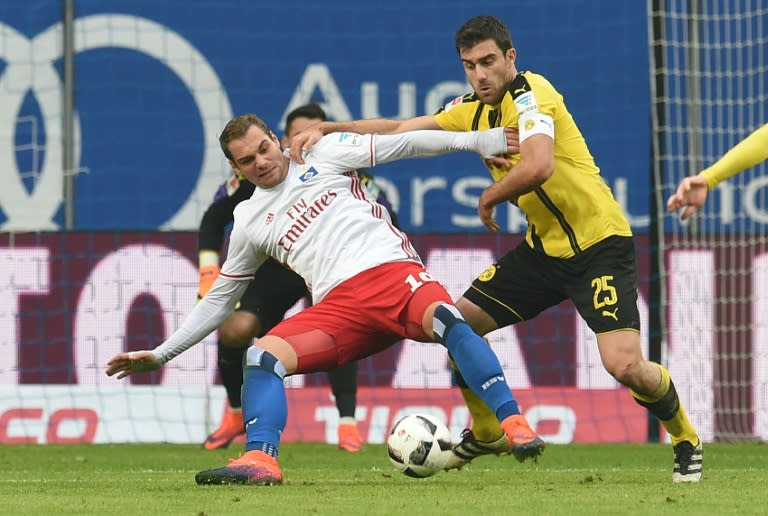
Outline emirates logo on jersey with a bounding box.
[265,212,275,224]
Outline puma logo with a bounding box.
[601,307,619,321]
[513,87,527,95]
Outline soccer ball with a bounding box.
[386,413,453,478]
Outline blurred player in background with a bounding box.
[667,123,768,219]
[292,15,702,483]
[198,103,398,453]
[106,114,542,486]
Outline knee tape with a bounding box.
[245,347,287,379]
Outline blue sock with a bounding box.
[242,347,288,457]
[433,304,520,421]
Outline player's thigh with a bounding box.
[461,242,566,328]
[268,303,397,374]
[268,262,436,373]
[237,258,308,332]
[566,236,641,334]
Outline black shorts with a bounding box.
[463,235,640,334]
[236,258,309,332]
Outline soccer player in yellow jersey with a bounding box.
[292,15,702,483]
[667,123,768,219]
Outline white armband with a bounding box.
[518,112,554,143]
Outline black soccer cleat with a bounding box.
[672,439,702,483]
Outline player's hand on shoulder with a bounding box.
[290,124,325,164]
[198,264,221,300]
[106,350,163,379]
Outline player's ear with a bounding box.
[228,160,239,173]
[506,47,516,62]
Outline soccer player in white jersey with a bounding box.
[105,113,544,485]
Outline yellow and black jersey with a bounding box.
[434,71,631,259]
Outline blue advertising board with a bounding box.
[1,0,650,233]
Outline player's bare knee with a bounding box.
[218,325,253,347]
[250,336,297,373]
[219,312,263,346]
[604,358,645,388]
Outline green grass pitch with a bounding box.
[0,443,766,515]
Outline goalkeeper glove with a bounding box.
[198,263,221,300]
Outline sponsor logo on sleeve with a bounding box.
[337,133,361,146]
[514,91,537,115]
[442,95,464,112]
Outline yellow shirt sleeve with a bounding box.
[701,123,768,188]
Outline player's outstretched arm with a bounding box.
[104,276,251,379]
[291,115,439,163]
[667,123,768,220]
[372,126,512,166]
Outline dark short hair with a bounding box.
[285,103,327,135]
[455,15,513,54]
[219,113,271,161]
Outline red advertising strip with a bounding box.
[282,387,648,444]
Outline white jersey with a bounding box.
[152,127,507,363]
[222,132,419,303]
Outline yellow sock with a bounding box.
[451,359,503,441]
[632,364,698,446]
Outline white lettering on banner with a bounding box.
[362,82,416,119]
[667,251,714,442]
[392,248,532,388]
[525,405,576,444]
[424,81,470,115]
[0,248,49,384]
[370,176,400,215]
[506,203,528,233]
[612,178,650,227]
[280,64,353,130]
[401,176,653,231]
[0,407,98,444]
[575,290,650,389]
[716,182,736,225]
[451,176,492,228]
[753,253,768,441]
[73,244,217,385]
[0,15,233,231]
[0,385,221,443]
[411,176,447,226]
[280,63,468,130]
[0,386,637,444]
[0,23,71,230]
[744,176,768,224]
